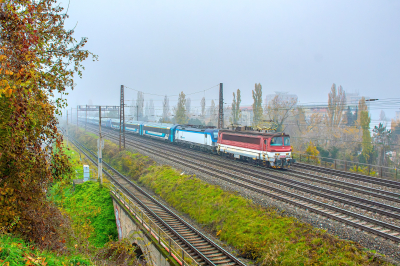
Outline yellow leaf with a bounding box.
[5,88,12,97]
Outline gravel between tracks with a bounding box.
[81,126,400,265]
[116,139,400,265]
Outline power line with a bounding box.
[124,84,219,97]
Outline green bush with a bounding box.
[0,234,91,266]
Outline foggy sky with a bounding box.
[62,0,400,126]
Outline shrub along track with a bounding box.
[68,137,245,266]
[82,124,400,245]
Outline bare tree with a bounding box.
[379,110,387,126]
[162,95,170,122]
[265,93,298,132]
[137,91,144,120]
[149,99,155,120]
[129,98,136,120]
[252,83,263,127]
[200,97,206,118]
[145,101,149,119]
[208,100,217,126]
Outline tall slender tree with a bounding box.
[145,101,149,119]
[230,89,242,125]
[149,99,155,120]
[252,83,263,127]
[162,95,170,122]
[209,99,217,126]
[201,97,206,118]
[174,91,187,124]
[358,97,373,163]
[129,98,136,119]
[136,91,144,120]
[326,83,346,128]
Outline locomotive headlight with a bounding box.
[286,153,289,155]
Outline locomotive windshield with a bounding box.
[270,136,290,146]
[270,137,283,146]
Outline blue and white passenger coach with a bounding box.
[124,120,142,134]
[174,125,219,152]
[141,122,179,142]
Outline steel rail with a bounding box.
[69,137,245,266]
[294,163,400,189]
[86,123,400,200]
[86,125,400,218]
[78,123,400,242]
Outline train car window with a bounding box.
[270,137,283,146]
[143,126,169,134]
[125,124,140,129]
[284,137,290,146]
[222,134,260,144]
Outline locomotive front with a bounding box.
[265,134,294,168]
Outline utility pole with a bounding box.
[121,85,125,149]
[119,86,123,150]
[77,105,78,128]
[136,105,138,121]
[98,106,103,184]
[71,107,72,124]
[66,110,69,147]
[85,104,87,132]
[218,83,224,129]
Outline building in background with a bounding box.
[265,92,298,106]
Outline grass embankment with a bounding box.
[49,145,118,248]
[0,234,90,266]
[73,129,392,265]
[0,144,119,265]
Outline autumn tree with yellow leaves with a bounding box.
[0,0,95,248]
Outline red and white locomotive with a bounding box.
[217,129,294,168]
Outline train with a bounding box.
[78,117,294,168]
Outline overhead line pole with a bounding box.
[119,85,123,150]
[85,104,87,132]
[98,106,103,184]
[121,85,125,149]
[218,83,224,129]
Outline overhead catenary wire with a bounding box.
[124,84,219,97]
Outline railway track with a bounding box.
[294,162,400,190]
[69,136,246,266]
[78,125,400,243]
